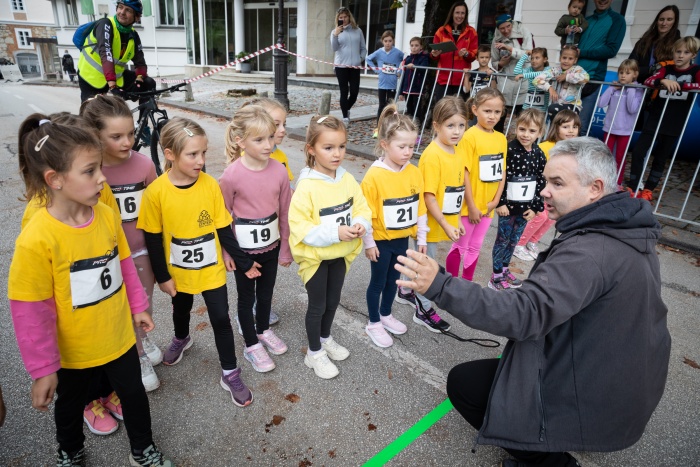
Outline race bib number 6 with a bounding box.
[319,198,353,227]
[235,213,280,250]
[479,154,504,182]
[383,194,419,230]
[70,247,123,309]
[170,233,218,270]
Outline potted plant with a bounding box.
[236,51,252,73]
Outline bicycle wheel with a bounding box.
[150,120,166,175]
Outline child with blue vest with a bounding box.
[366,30,405,122]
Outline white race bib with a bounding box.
[381,63,398,75]
[507,176,537,202]
[479,154,504,182]
[525,91,546,107]
[70,247,123,309]
[383,194,419,230]
[442,186,465,215]
[659,89,688,101]
[319,198,353,227]
[170,233,218,270]
[235,213,280,250]
[111,181,145,223]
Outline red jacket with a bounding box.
[433,24,478,86]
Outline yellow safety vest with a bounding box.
[78,16,135,88]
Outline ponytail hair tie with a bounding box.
[39,119,51,126]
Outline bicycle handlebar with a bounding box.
[117,82,188,99]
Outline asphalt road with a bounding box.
[0,82,698,466]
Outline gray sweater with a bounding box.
[426,192,670,452]
[330,26,367,67]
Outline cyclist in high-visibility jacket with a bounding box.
[77,0,156,104]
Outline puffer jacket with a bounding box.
[433,24,478,87]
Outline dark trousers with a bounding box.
[495,105,524,133]
[628,131,677,191]
[335,67,361,118]
[403,93,421,122]
[305,258,346,351]
[55,346,152,454]
[377,88,394,120]
[492,214,528,272]
[366,237,407,322]
[233,245,280,347]
[172,284,237,370]
[447,359,572,466]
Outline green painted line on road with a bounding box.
[363,398,454,467]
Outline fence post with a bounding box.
[185,83,194,102]
[160,81,171,97]
[319,91,331,115]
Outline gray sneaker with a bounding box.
[129,444,173,467]
[57,447,85,467]
[220,368,253,407]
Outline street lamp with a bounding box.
[273,0,289,110]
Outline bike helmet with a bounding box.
[117,0,143,14]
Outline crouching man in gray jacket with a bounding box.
[396,137,670,467]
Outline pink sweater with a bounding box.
[219,159,293,263]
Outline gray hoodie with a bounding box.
[330,26,367,67]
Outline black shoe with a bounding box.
[56,447,85,467]
[500,453,580,467]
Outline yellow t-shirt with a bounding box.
[418,141,465,243]
[8,203,135,369]
[361,163,426,241]
[289,170,372,284]
[271,147,294,181]
[458,126,508,218]
[539,140,556,160]
[21,184,120,230]
[137,172,232,294]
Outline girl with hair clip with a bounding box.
[137,117,255,407]
[80,95,162,394]
[360,104,427,348]
[288,115,371,379]
[513,109,580,261]
[396,96,468,334]
[220,105,292,373]
[514,48,551,113]
[9,114,172,466]
[445,88,507,283]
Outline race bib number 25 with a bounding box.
[170,233,218,270]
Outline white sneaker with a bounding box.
[513,245,535,261]
[304,350,339,379]
[140,355,160,392]
[342,117,349,126]
[321,336,349,361]
[526,242,540,257]
[141,334,163,366]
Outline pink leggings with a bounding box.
[516,212,554,247]
[604,132,631,186]
[445,216,493,281]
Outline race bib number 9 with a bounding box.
[111,182,145,223]
[170,233,218,270]
[479,154,504,182]
[319,198,353,227]
[381,63,398,75]
[70,247,123,309]
[383,194,419,230]
[659,89,688,100]
[442,186,465,215]
[235,213,280,250]
[507,176,537,202]
[525,91,545,107]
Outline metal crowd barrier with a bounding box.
[392,65,699,227]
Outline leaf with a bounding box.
[195,305,207,315]
[285,393,300,403]
[368,423,377,431]
[195,322,209,331]
[682,357,700,369]
[388,370,393,380]
[509,266,524,274]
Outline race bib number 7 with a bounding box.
[70,247,123,309]
[507,176,537,202]
[170,233,218,270]
[479,154,504,182]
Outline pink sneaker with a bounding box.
[380,314,407,335]
[366,321,393,348]
[244,343,275,372]
[100,391,123,420]
[258,329,288,355]
[83,400,118,435]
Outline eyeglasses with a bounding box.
[337,7,349,13]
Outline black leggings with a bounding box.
[172,284,237,370]
[628,131,677,191]
[55,346,152,454]
[234,245,280,347]
[335,67,361,118]
[305,258,346,351]
[446,359,571,466]
[377,89,395,119]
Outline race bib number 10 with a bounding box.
[319,198,353,227]
[383,194,419,230]
[479,154,504,182]
[170,233,218,270]
[70,247,123,309]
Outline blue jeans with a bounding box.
[366,237,408,322]
[492,214,528,273]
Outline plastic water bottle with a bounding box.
[566,19,576,45]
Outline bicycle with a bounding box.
[120,82,187,175]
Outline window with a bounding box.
[65,0,80,26]
[16,29,32,49]
[159,0,185,26]
[11,0,25,11]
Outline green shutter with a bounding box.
[80,0,95,15]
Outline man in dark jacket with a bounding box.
[396,137,670,466]
[61,50,76,82]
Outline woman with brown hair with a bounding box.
[629,5,681,83]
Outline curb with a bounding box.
[286,127,376,161]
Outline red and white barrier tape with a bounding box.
[278,48,397,73]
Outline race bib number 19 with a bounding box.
[479,154,504,182]
[170,233,218,270]
[70,247,123,309]
[235,213,280,250]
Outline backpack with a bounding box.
[72,21,96,51]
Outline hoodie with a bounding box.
[426,192,670,452]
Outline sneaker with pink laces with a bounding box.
[258,329,288,355]
[244,343,275,372]
[366,321,393,348]
[83,400,118,435]
[100,391,123,420]
[380,314,407,335]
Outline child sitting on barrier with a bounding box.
[627,36,700,202]
[533,44,589,121]
[366,30,405,133]
[514,48,551,113]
